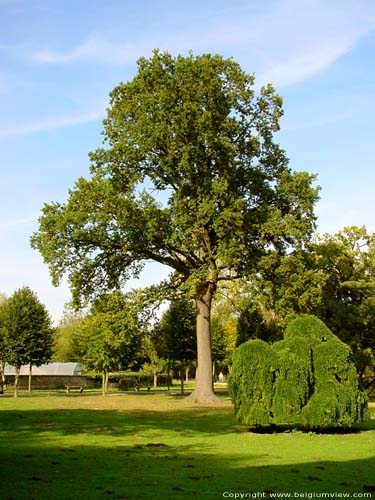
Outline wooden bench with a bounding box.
[65,385,84,394]
[134,383,151,392]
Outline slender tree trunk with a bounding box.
[167,357,171,391]
[0,359,4,394]
[102,371,109,396]
[153,368,158,388]
[14,366,20,398]
[28,364,32,393]
[0,359,5,384]
[185,367,189,383]
[187,283,221,403]
[0,359,4,386]
[180,364,185,395]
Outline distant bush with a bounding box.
[118,376,138,391]
[229,315,369,429]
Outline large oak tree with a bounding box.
[31,51,318,402]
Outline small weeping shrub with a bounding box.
[230,340,276,426]
[229,315,369,430]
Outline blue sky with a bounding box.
[1,0,375,323]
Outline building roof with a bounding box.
[4,362,84,376]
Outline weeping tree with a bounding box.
[31,51,318,402]
[229,316,369,429]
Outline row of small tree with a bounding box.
[54,294,198,395]
[53,292,239,395]
[0,287,54,396]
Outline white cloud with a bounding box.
[0,108,104,138]
[0,215,37,231]
[253,0,375,87]
[27,1,375,89]
[32,36,148,65]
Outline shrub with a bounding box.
[229,315,369,429]
[230,340,276,426]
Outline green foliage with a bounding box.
[236,300,282,346]
[157,298,197,365]
[31,51,318,302]
[230,339,276,426]
[0,293,8,389]
[76,292,142,382]
[1,287,54,369]
[210,283,241,368]
[31,51,319,400]
[242,226,375,381]
[229,315,369,429]
[52,307,84,362]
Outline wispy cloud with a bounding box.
[253,0,375,86]
[32,36,148,65]
[257,39,356,87]
[0,108,104,138]
[0,214,37,231]
[24,0,375,89]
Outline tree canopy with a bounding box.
[76,291,142,395]
[31,51,319,402]
[1,287,54,396]
[240,226,375,386]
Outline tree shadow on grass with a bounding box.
[247,420,375,434]
[0,404,374,499]
[0,406,240,440]
[0,404,373,443]
[0,438,374,500]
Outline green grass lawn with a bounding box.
[0,393,374,500]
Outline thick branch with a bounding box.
[142,249,190,276]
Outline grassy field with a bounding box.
[0,392,374,500]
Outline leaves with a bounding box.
[31,51,318,306]
[1,287,54,368]
[76,292,142,374]
[229,316,369,428]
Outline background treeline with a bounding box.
[2,226,375,397]
[51,225,375,395]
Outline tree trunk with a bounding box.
[102,371,109,396]
[180,364,185,395]
[187,284,221,403]
[14,366,20,398]
[28,364,32,393]
[0,359,5,384]
[167,358,171,391]
[185,367,189,383]
[153,368,158,388]
[0,359,5,394]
